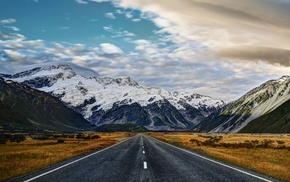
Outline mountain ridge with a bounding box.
[196,75,290,133]
[0,64,225,130]
[0,78,91,132]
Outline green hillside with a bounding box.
[0,79,91,132]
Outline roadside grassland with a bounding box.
[148,132,290,181]
[0,132,134,181]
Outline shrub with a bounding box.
[30,134,52,140]
[91,135,101,139]
[260,139,274,148]
[10,134,26,143]
[276,140,285,145]
[57,139,65,143]
[189,139,201,146]
[76,133,84,139]
[0,134,11,144]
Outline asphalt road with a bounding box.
[9,134,279,182]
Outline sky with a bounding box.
[0,0,290,101]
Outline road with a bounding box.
[9,134,278,182]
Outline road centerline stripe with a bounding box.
[143,162,147,169]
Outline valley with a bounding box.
[0,64,289,181]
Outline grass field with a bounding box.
[0,132,133,181]
[148,132,290,181]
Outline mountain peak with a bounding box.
[116,77,139,87]
[276,75,290,83]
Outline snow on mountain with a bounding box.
[198,75,290,133]
[0,64,225,130]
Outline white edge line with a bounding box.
[148,135,273,182]
[24,136,133,182]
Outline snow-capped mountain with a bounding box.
[197,75,290,133]
[0,64,225,130]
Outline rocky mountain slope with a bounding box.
[197,76,290,133]
[239,99,290,133]
[0,64,225,130]
[0,78,91,132]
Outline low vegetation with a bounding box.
[0,132,133,181]
[149,132,290,181]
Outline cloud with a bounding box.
[116,0,290,64]
[5,26,20,31]
[103,26,136,38]
[75,0,88,4]
[90,0,111,2]
[125,12,133,19]
[132,18,141,22]
[116,9,123,14]
[0,18,16,24]
[99,43,124,54]
[105,12,116,19]
[216,46,290,67]
[2,1,290,101]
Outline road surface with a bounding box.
[9,134,279,182]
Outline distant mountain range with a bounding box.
[0,64,289,133]
[0,64,224,131]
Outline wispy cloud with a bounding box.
[105,12,116,19]
[5,26,20,31]
[90,0,111,2]
[0,18,16,24]
[75,0,88,4]
[125,12,133,19]
[59,26,70,30]
[100,43,123,54]
[132,18,141,22]
[103,26,136,38]
[116,0,290,65]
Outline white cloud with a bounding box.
[99,43,124,54]
[116,9,123,14]
[116,0,290,54]
[5,26,20,31]
[3,49,24,60]
[105,12,116,19]
[0,18,16,24]
[125,12,133,19]
[90,0,111,2]
[132,18,141,22]
[152,17,172,28]
[103,26,136,38]
[75,0,88,4]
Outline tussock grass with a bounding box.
[149,132,290,181]
[0,132,133,181]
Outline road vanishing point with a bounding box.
[9,134,279,182]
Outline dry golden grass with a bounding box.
[148,132,290,181]
[0,132,134,181]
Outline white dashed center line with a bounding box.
[143,151,145,154]
[143,162,147,169]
